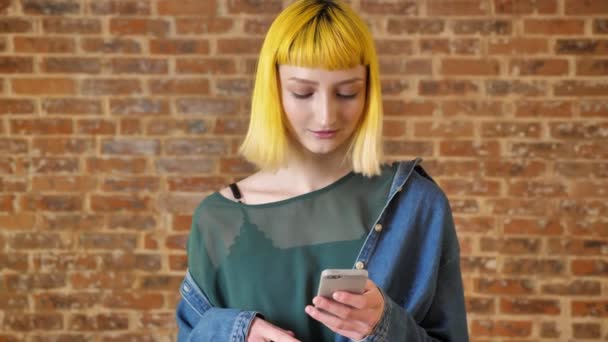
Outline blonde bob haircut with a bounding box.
[239,0,384,176]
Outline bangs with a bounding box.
[275,5,366,70]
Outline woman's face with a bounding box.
[278,64,367,157]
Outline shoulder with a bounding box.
[392,159,449,206]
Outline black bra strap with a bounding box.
[228,183,242,202]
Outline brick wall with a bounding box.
[0,0,606,340]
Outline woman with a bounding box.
[175,0,469,341]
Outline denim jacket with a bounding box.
[176,158,469,341]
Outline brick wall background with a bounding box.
[0,0,607,340]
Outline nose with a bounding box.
[316,94,336,127]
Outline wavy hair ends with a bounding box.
[239,0,383,177]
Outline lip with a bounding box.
[309,129,338,139]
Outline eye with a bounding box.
[291,92,312,99]
[337,93,358,99]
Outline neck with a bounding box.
[274,144,353,194]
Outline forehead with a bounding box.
[278,64,366,85]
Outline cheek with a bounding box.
[282,98,307,128]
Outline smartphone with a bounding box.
[316,269,368,298]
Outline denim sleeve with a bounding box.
[360,258,469,342]
[175,272,264,342]
[176,297,261,341]
[359,185,469,341]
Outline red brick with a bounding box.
[0,99,35,114]
[428,0,489,16]
[28,157,79,173]
[90,0,151,15]
[555,80,608,97]
[453,20,512,35]
[22,0,80,15]
[494,0,557,14]
[14,36,75,53]
[480,237,541,253]
[576,59,608,76]
[571,259,608,276]
[167,176,227,192]
[0,293,28,310]
[481,122,541,138]
[419,80,479,96]
[573,323,601,339]
[147,119,209,135]
[32,176,96,192]
[90,195,154,212]
[594,19,608,34]
[110,18,170,36]
[503,218,563,235]
[69,313,129,331]
[502,258,564,275]
[420,38,480,55]
[542,280,601,296]
[440,179,500,196]
[43,98,103,115]
[486,79,547,96]
[154,158,215,174]
[34,293,99,310]
[442,59,500,76]
[555,39,608,55]
[109,98,168,116]
[86,157,146,174]
[175,98,238,115]
[77,119,117,135]
[524,19,585,35]
[508,181,567,197]
[32,252,97,271]
[176,58,237,74]
[0,138,28,154]
[387,19,444,35]
[169,254,187,270]
[488,37,549,55]
[509,59,569,76]
[361,0,417,15]
[217,38,263,54]
[0,18,33,33]
[414,121,474,138]
[0,253,29,271]
[149,79,210,95]
[382,119,406,138]
[157,0,216,15]
[380,58,432,75]
[471,319,532,337]
[12,78,76,95]
[571,300,608,317]
[150,39,209,54]
[454,216,496,233]
[0,57,33,73]
[500,298,561,315]
[515,100,573,117]
[42,57,101,74]
[440,140,500,157]
[442,100,503,117]
[43,17,101,34]
[565,0,608,15]
[21,195,83,212]
[71,272,135,289]
[110,58,168,74]
[79,233,137,249]
[101,176,159,192]
[474,278,534,295]
[175,17,233,34]
[11,118,73,135]
[81,37,142,54]
[4,273,66,291]
[383,140,434,157]
[383,100,434,117]
[32,137,95,155]
[3,313,63,331]
[82,79,142,96]
[103,292,163,310]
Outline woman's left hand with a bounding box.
[305,279,384,340]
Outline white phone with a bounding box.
[317,269,368,298]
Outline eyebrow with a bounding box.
[287,77,364,85]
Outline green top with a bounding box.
[187,163,397,341]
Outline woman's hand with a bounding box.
[247,317,301,342]
[304,279,384,340]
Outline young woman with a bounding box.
[175,1,469,341]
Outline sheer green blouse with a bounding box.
[187,163,397,341]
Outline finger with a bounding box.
[262,322,300,342]
[312,296,368,321]
[305,304,368,333]
[331,291,368,310]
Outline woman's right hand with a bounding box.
[247,317,301,342]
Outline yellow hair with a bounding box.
[239,0,383,176]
